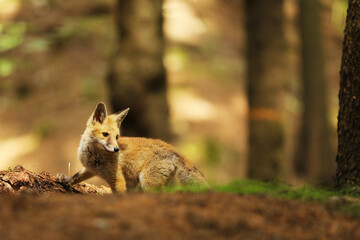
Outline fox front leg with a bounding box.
[57,167,94,185]
[106,171,127,193]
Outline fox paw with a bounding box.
[56,173,71,184]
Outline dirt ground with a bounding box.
[0,166,359,240]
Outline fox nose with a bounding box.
[114,147,119,152]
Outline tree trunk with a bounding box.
[107,0,171,141]
[336,1,360,186]
[245,0,285,180]
[295,0,334,183]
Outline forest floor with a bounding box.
[1,166,360,240]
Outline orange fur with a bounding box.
[57,102,208,193]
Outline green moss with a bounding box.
[158,180,360,216]
[161,179,360,202]
[216,180,360,201]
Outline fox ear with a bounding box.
[116,108,130,127]
[92,102,107,124]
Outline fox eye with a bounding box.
[116,135,119,140]
[102,132,109,137]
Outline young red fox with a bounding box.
[57,102,208,192]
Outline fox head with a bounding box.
[86,102,129,153]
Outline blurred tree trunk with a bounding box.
[245,0,285,180]
[295,0,334,183]
[107,0,171,140]
[336,1,360,186]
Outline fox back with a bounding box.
[115,137,208,189]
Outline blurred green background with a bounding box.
[0,0,347,185]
